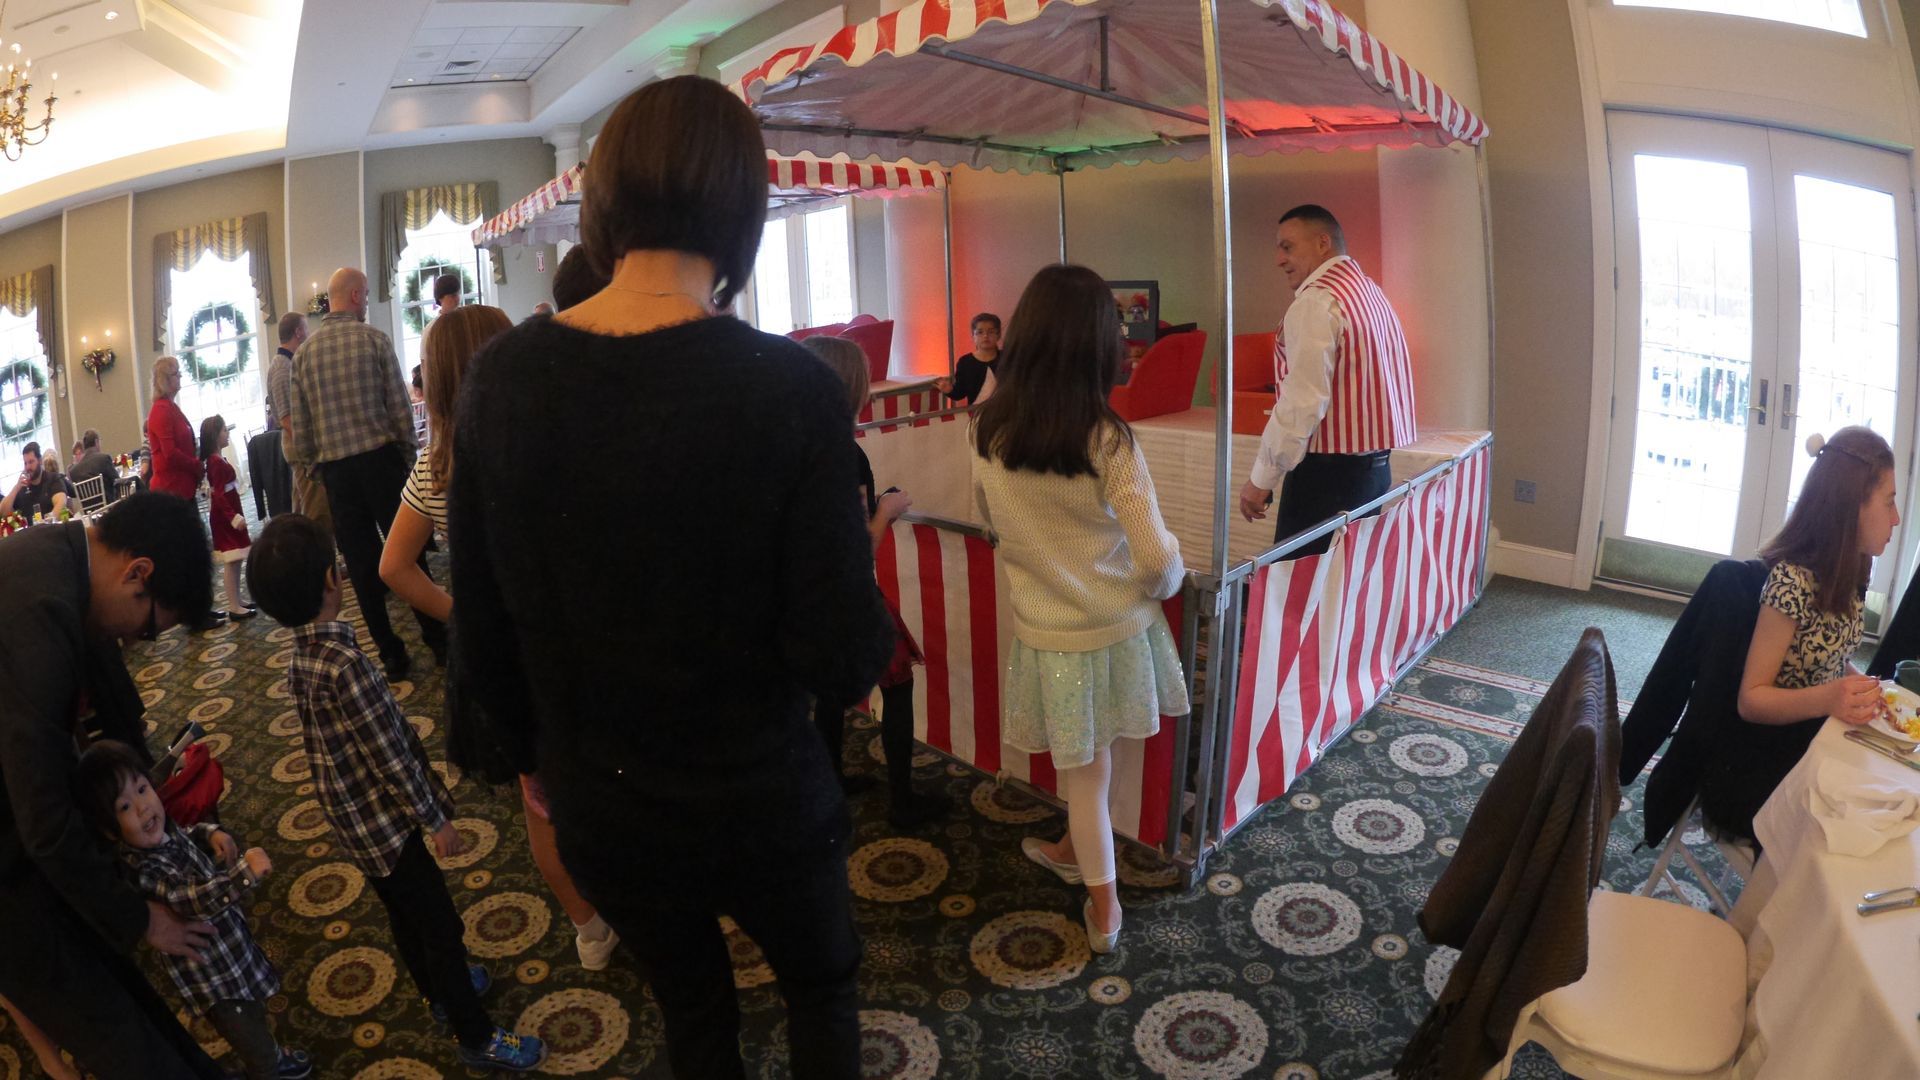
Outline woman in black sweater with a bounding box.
[448,77,893,1080]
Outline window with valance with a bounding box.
[380,181,503,370]
[0,265,56,461]
[155,212,275,464]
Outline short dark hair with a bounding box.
[278,311,307,344]
[551,245,609,312]
[579,76,767,309]
[247,515,337,627]
[433,273,463,303]
[1278,204,1347,253]
[22,441,39,458]
[970,312,1002,332]
[95,494,213,625]
[74,739,153,841]
[82,429,100,449]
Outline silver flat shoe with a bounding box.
[1021,836,1083,885]
[1083,898,1121,954]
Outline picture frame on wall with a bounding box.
[1107,280,1159,345]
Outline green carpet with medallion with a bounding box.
[0,573,1735,1080]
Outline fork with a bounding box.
[1853,726,1920,756]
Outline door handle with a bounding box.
[1748,377,1768,426]
[1780,382,1795,430]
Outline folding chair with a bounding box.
[1637,795,1756,917]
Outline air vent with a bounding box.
[445,59,480,69]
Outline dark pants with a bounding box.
[0,883,223,1080]
[815,683,919,814]
[319,444,446,668]
[206,998,282,1080]
[580,845,862,1079]
[364,833,492,1049]
[1273,450,1393,557]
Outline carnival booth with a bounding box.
[735,0,1492,881]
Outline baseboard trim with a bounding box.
[1490,541,1579,589]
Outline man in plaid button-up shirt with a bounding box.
[288,267,445,682]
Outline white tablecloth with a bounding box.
[1731,719,1920,1078]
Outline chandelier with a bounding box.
[0,0,56,162]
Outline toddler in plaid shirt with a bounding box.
[246,515,546,1073]
[74,740,312,1080]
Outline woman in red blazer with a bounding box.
[144,356,203,499]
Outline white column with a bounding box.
[1365,0,1491,432]
[546,123,583,260]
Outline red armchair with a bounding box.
[1110,330,1207,422]
[1231,332,1278,393]
[786,321,849,341]
[839,320,895,383]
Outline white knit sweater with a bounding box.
[973,428,1185,652]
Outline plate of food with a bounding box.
[1871,682,1920,743]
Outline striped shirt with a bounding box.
[1250,256,1417,489]
[122,822,280,1014]
[288,620,453,877]
[400,453,446,534]
[287,312,417,467]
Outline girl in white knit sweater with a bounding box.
[971,264,1189,953]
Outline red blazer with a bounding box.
[145,397,203,498]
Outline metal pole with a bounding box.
[1198,0,1234,581]
[944,184,957,378]
[1055,164,1069,263]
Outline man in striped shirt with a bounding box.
[1239,204,1418,556]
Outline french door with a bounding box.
[1599,111,1916,614]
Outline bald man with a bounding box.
[287,268,447,680]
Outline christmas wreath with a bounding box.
[180,302,253,384]
[0,358,47,438]
[401,260,475,336]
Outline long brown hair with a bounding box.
[1759,425,1893,614]
[423,305,512,493]
[801,335,870,418]
[972,264,1130,477]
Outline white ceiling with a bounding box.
[0,0,803,231]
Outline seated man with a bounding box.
[68,430,118,505]
[2,441,70,518]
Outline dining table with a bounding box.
[1730,717,1920,1078]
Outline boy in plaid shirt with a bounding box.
[246,515,545,1072]
[74,740,312,1080]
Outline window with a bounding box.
[0,306,51,465]
[392,210,490,373]
[1612,0,1865,37]
[168,253,267,473]
[747,200,856,334]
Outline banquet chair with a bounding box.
[71,473,107,516]
[1109,329,1206,422]
[1399,629,1748,1080]
[1637,795,1756,917]
[839,319,895,383]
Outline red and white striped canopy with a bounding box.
[733,0,1488,173]
[472,162,585,249]
[768,151,947,219]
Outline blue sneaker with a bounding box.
[275,1048,314,1079]
[456,1028,547,1072]
[427,963,493,1024]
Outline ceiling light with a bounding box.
[105,10,118,19]
[405,77,414,83]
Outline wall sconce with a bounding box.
[79,329,116,391]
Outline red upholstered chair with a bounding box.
[847,313,880,327]
[1231,332,1278,393]
[1110,330,1207,422]
[839,320,896,382]
[788,322,849,341]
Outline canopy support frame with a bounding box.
[918,42,1211,130]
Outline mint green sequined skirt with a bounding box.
[1003,615,1190,770]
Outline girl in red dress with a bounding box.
[198,415,256,621]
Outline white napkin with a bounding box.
[1809,759,1920,857]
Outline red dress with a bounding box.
[145,397,203,498]
[206,454,249,561]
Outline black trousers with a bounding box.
[0,881,223,1080]
[365,833,492,1048]
[319,444,447,667]
[578,843,862,1079]
[1273,450,1393,557]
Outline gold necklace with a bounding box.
[605,284,711,309]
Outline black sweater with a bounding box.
[449,316,895,877]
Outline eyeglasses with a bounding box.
[138,594,159,642]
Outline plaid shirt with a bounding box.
[288,312,416,466]
[122,822,280,1015]
[289,621,453,877]
[266,346,294,446]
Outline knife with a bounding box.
[1844,730,1920,773]
[1855,727,1920,756]
[1859,887,1920,916]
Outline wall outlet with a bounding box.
[1514,479,1537,504]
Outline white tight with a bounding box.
[1059,747,1116,887]
[221,560,246,614]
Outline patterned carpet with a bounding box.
[0,574,1735,1079]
